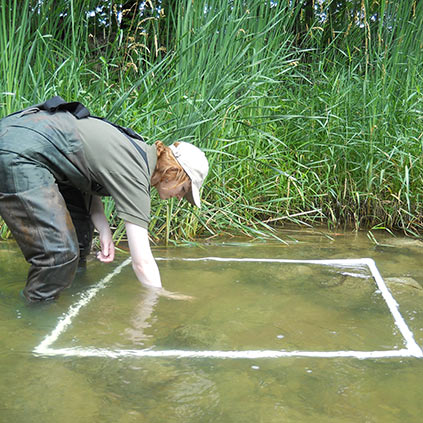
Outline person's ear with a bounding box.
[155,140,166,156]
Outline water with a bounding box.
[1,228,423,422]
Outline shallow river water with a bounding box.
[1,228,423,422]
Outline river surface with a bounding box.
[1,228,423,422]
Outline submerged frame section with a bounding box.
[33,257,423,360]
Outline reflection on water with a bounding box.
[1,229,423,422]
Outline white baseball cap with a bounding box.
[169,142,209,208]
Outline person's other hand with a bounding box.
[97,232,115,263]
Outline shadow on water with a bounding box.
[1,229,423,422]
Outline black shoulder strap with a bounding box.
[37,96,91,119]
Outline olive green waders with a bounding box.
[0,116,93,302]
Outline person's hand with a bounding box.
[96,231,115,263]
[156,288,195,301]
[90,196,115,263]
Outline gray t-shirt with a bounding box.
[76,117,157,229]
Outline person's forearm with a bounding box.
[125,221,162,289]
[132,255,162,288]
[90,196,111,235]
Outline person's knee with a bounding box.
[24,253,80,302]
[29,242,80,269]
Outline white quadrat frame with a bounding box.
[33,257,423,360]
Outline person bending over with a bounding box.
[0,97,208,302]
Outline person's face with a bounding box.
[155,178,191,201]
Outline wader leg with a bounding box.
[0,184,79,302]
[59,185,94,266]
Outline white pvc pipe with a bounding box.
[33,256,423,360]
[36,347,418,359]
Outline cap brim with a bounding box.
[184,185,201,208]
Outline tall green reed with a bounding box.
[1,0,423,244]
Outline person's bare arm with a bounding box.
[90,196,115,263]
[125,221,162,288]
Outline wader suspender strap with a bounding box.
[40,96,91,119]
[36,96,150,171]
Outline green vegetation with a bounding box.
[1,0,423,244]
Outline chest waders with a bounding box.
[0,97,147,302]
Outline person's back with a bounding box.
[0,108,92,193]
[75,116,157,229]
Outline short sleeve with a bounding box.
[96,171,151,229]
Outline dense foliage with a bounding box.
[1,0,423,243]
